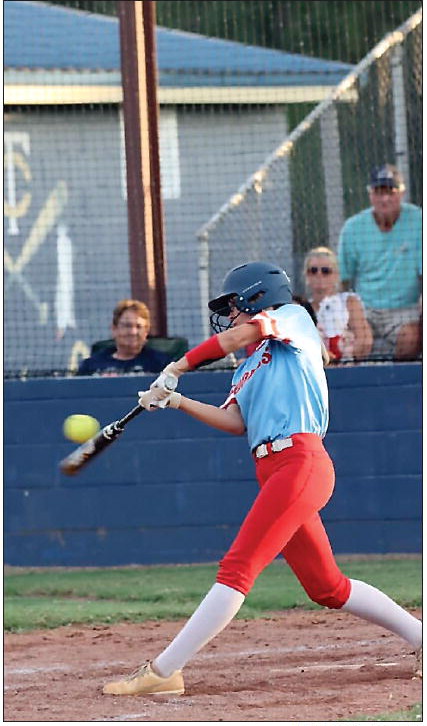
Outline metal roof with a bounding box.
[5,0,353,88]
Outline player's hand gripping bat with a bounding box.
[59,373,178,476]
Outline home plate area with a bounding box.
[5,609,421,722]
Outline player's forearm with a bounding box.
[178,397,246,435]
[217,322,262,352]
[170,324,262,375]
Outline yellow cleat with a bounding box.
[103,661,184,696]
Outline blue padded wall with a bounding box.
[5,363,421,566]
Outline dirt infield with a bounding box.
[5,609,421,722]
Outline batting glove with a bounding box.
[149,363,180,403]
[138,390,182,411]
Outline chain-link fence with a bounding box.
[4,1,422,376]
[198,10,422,362]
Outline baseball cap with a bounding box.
[369,164,405,190]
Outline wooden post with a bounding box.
[118,0,167,335]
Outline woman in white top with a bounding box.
[304,246,373,361]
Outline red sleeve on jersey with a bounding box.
[185,334,226,369]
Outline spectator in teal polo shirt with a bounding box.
[338,164,421,360]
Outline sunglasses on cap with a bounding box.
[306,266,334,276]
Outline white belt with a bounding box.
[253,437,293,459]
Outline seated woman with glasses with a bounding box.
[304,246,372,362]
[77,299,171,376]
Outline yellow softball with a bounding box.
[63,414,100,444]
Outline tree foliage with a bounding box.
[47,1,420,63]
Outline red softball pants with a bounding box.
[216,433,351,608]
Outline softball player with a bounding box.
[103,261,422,696]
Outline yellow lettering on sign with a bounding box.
[4,151,32,220]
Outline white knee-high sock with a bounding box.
[342,578,422,649]
[153,583,245,677]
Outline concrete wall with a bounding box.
[5,363,421,566]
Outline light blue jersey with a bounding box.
[222,304,329,450]
[338,202,422,309]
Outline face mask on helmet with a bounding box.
[209,295,244,333]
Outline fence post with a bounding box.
[118,0,167,335]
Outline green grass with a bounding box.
[341,703,422,721]
[4,556,421,632]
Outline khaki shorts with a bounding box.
[366,305,420,356]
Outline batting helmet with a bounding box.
[208,261,292,332]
